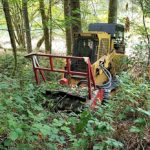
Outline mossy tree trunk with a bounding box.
[64,0,72,55]
[22,0,32,53]
[48,0,52,53]
[2,0,17,71]
[11,1,26,49]
[39,0,50,53]
[139,0,150,66]
[108,0,118,23]
[70,0,82,54]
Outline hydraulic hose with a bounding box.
[96,63,112,89]
[77,63,112,89]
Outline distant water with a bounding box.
[0,31,67,55]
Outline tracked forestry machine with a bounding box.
[26,23,127,112]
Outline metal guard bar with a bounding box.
[26,53,96,99]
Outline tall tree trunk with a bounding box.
[22,0,32,53]
[39,0,50,53]
[11,1,26,48]
[2,0,17,71]
[36,35,45,50]
[64,0,72,55]
[108,0,118,23]
[139,0,150,66]
[70,0,82,53]
[49,0,52,53]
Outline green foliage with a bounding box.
[0,54,150,149]
[105,138,124,149]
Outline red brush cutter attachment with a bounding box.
[25,53,104,112]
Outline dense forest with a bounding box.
[0,0,150,149]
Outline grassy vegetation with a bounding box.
[0,53,150,150]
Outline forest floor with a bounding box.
[0,52,150,150]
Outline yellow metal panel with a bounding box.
[71,31,126,87]
[91,51,127,86]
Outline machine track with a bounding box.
[42,90,87,113]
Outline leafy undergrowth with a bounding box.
[0,54,150,150]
